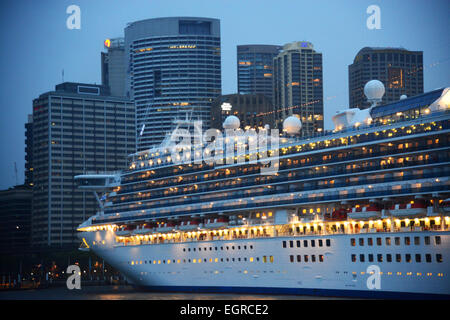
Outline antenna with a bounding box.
[62,69,64,82]
[14,162,18,186]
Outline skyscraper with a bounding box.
[25,114,33,187]
[30,82,135,248]
[124,17,222,150]
[237,45,281,100]
[101,37,126,97]
[0,185,32,254]
[348,47,424,109]
[273,41,323,135]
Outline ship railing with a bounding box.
[113,220,448,247]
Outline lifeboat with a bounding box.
[348,205,381,220]
[204,217,229,229]
[178,220,201,231]
[116,225,134,236]
[324,208,347,221]
[155,221,176,233]
[389,201,427,217]
[442,198,450,213]
[133,223,154,235]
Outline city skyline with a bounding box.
[0,0,449,189]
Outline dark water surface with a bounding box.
[0,285,353,300]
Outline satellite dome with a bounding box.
[283,115,302,135]
[223,115,240,129]
[400,94,407,100]
[364,80,385,103]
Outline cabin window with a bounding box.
[414,237,420,245]
[311,255,316,262]
[282,241,287,248]
[368,238,373,246]
[386,254,392,262]
[368,254,374,262]
[319,255,324,262]
[303,240,308,247]
[350,238,355,246]
[289,240,294,248]
[404,237,410,245]
[426,254,432,263]
[415,254,421,263]
[304,255,309,262]
[377,254,383,262]
[395,237,400,245]
[405,254,411,263]
[351,254,356,262]
[435,236,441,245]
[296,240,301,247]
[424,236,430,245]
[360,254,365,262]
[290,255,294,263]
[318,239,323,247]
[436,254,443,263]
[385,238,391,246]
[311,240,315,247]
[376,238,382,246]
[359,238,364,246]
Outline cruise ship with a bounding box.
[76,81,450,298]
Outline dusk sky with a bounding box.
[0,0,448,189]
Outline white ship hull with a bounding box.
[79,230,450,298]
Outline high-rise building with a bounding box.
[30,82,135,248]
[237,45,281,100]
[211,93,275,130]
[273,41,323,135]
[101,37,126,97]
[348,47,424,109]
[124,17,222,150]
[0,185,32,254]
[25,114,33,187]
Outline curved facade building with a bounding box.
[125,17,222,150]
[348,47,424,109]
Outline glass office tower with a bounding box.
[125,17,222,150]
[237,45,281,101]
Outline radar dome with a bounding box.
[364,80,385,103]
[283,115,302,135]
[400,94,407,100]
[223,115,240,130]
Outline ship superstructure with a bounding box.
[76,83,450,298]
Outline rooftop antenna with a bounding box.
[14,162,18,186]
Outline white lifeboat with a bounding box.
[178,220,201,231]
[156,221,176,233]
[348,205,381,220]
[441,198,450,213]
[204,217,229,229]
[133,223,154,235]
[389,201,427,217]
[116,225,134,236]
